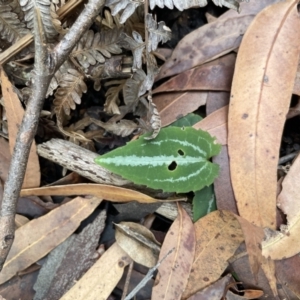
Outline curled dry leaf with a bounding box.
[115,221,161,268]
[20,183,162,203]
[156,0,279,80]
[182,210,244,298]
[60,243,132,300]
[152,204,195,300]
[263,154,300,259]
[228,0,300,229]
[0,196,102,284]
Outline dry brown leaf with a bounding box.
[183,210,244,298]
[21,183,161,203]
[213,146,237,214]
[156,0,279,80]
[153,91,207,127]
[14,214,29,228]
[115,221,161,268]
[0,67,40,188]
[0,196,102,284]
[193,105,228,145]
[60,243,132,300]
[233,215,265,277]
[206,91,230,115]
[187,274,234,300]
[153,54,235,94]
[228,0,300,229]
[263,154,300,259]
[152,204,195,300]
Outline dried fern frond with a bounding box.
[123,69,153,112]
[123,5,144,37]
[149,0,239,11]
[50,3,64,34]
[19,0,58,41]
[118,31,144,70]
[146,14,171,52]
[91,117,138,137]
[143,95,161,140]
[53,68,87,116]
[0,4,29,43]
[105,0,144,24]
[104,79,126,115]
[71,29,123,69]
[8,0,24,21]
[101,8,122,30]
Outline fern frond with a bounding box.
[105,0,144,24]
[53,68,87,116]
[0,4,29,43]
[149,0,239,11]
[71,29,123,69]
[118,31,144,70]
[146,14,171,52]
[19,0,58,41]
[104,79,126,115]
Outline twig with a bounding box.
[0,0,105,270]
[124,248,175,300]
[278,151,299,165]
[121,261,134,300]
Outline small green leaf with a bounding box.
[95,127,221,193]
[170,113,203,127]
[193,185,216,222]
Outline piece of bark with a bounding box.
[37,139,130,186]
[33,209,106,300]
[155,202,192,221]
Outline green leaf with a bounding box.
[170,113,203,128]
[193,185,216,222]
[95,127,221,193]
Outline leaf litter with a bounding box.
[1,0,300,298]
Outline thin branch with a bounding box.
[0,0,105,270]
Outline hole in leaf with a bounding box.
[168,161,177,171]
[178,149,184,156]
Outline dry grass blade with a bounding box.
[228,0,300,229]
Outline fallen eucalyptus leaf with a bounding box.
[152,204,195,300]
